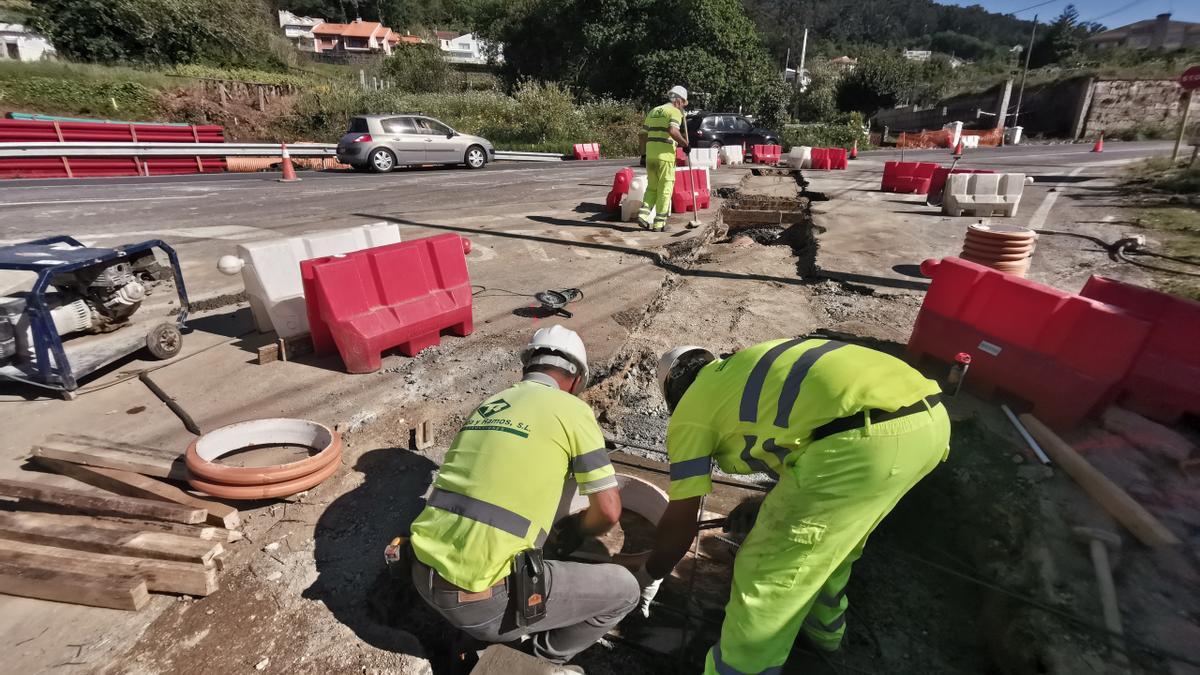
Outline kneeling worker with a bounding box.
[409,325,639,667]
[631,338,951,674]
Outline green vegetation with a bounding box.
[0,60,170,117]
[378,45,459,93]
[481,0,790,125]
[780,113,868,149]
[1125,159,1200,300]
[29,0,291,68]
[168,65,317,88]
[282,80,643,155]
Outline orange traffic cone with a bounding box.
[1091,132,1104,153]
[849,139,858,160]
[952,139,965,158]
[278,143,301,182]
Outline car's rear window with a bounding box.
[347,117,370,133]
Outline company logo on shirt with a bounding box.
[477,399,511,418]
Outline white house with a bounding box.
[902,49,932,62]
[433,30,502,64]
[278,10,323,52]
[0,23,55,62]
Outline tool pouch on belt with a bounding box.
[512,549,547,628]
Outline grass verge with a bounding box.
[1125,158,1200,300]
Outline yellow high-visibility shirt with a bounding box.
[665,339,943,500]
[410,373,617,591]
[644,103,684,158]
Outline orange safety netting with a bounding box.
[962,129,1003,147]
[896,129,953,149]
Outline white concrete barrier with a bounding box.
[622,175,648,222]
[961,135,981,149]
[943,172,1026,217]
[719,145,744,165]
[688,147,719,170]
[1006,126,1024,145]
[218,222,401,337]
[786,146,812,168]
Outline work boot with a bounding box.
[637,217,652,230]
[651,220,668,233]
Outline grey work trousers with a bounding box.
[412,557,640,664]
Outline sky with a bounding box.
[939,0,1200,29]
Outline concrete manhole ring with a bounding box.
[186,418,342,487]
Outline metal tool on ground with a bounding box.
[682,120,702,229]
[1001,405,1051,465]
[533,288,583,318]
[1072,526,1123,636]
[139,371,201,435]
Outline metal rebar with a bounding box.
[1001,404,1050,464]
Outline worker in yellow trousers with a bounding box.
[637,85,689,232]
[625,338,951,674]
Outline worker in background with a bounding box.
[408,325,639,670]
[637,85,690,232]
[627,338,951,674]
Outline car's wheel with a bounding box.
[465,145,487,169]
[709,141,722,150]
[368,148,396,173]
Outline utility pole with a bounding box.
[793,27,808,119]
[1013,14,1038,129]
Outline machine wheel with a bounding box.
[465,145,487,169]
[368,148,396,173]
[146,323,183,360]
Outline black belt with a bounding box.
[811,394,942,441]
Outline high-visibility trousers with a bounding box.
[704,402,951,674]
[638,150,675,229]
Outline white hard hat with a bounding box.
[521,325,589,394]
[668,86,689,104]
[657,345,714,411]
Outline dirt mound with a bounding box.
[156,86,298,142]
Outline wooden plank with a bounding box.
[31,456,240,529]
[0,559,149,611]
[33,437,187,482]
[0,479,206,524]
[1,507,232,541]
[0,511,222,565]
[0,540,217,596]
[1020,414,1182,547]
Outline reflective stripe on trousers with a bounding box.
[638,152,675,227]
[703,403,951,674]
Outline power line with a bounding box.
[1009,0,1061,16]
[1083,0,1152,24]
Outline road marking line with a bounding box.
[0,195,208,207]
[524,242,553,262]
[1027,165,1086,231]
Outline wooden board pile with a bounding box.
[0,434,241,611]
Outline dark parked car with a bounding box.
[639,111,779,165]
[685,112,779,150]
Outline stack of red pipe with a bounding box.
[0,118,227,179]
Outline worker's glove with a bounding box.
[631,564,662,619]
[548,512,586,559]
[680,143,690,154]
[723,497,764,537]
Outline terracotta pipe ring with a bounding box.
[186,418,341,486]
[187,446,342,500]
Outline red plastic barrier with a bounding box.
[606,167,633,212]
[928,167,995,202]
[301,234,474,374]
[671,168,710,213]
[882,161,940,194]
[908,257,1152,428]
[809,147,847,170]
[1079,276,1200,424]
[0,118,226,179]
[751,144,781,165]
[572,143,600,160]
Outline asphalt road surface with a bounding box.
[0,141,1175,301]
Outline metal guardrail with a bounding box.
[0,142,336,159]
[493,150,564,162]
[0,142,571,163]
